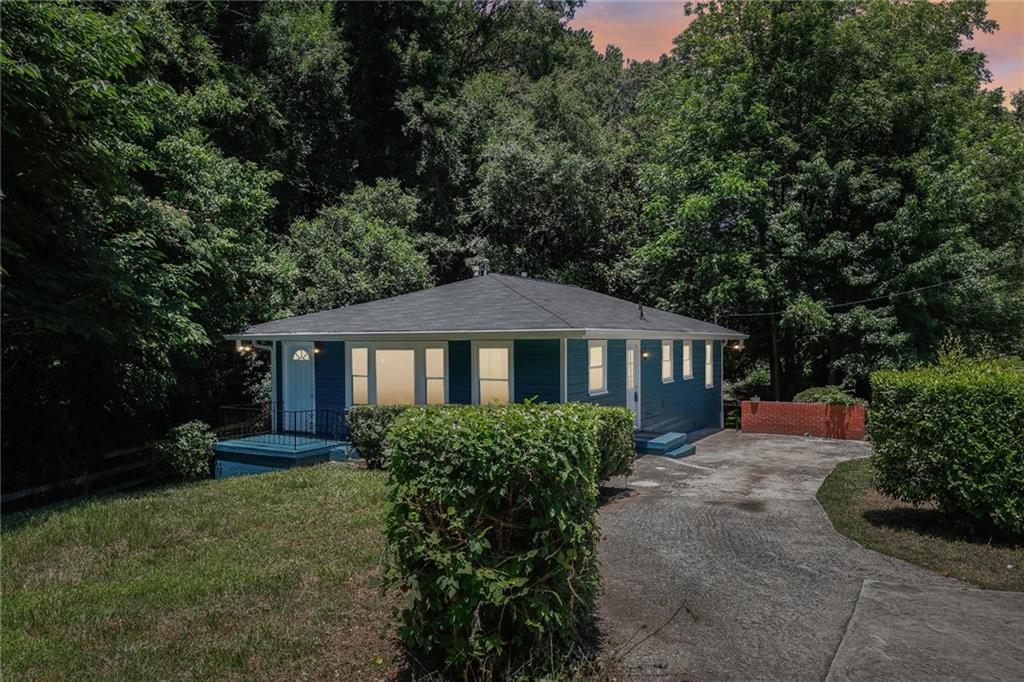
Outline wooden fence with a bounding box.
[1,424,242,513]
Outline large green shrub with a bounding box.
[793,385,866,406]
[575,404,635,479]
[345,405,410,469]
[347,402,635,480]
[870,360,1024,535]
[384,404,602,678]
[157,421,215,482]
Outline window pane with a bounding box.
[684,342,692,377]
[589,366,605,392]
[351,347,368,376]
[662,342,673,380]
[352,376,368,405]
[480,379,509,404]
[426,378,445,404]
[376,349,415,405]
[425,347,444,378]
[589,344,603,368]
[479,347,508,380]
[705,341,714,387]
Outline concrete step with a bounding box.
[635,431,688,453]
[661,443,696,459]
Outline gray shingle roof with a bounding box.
[235,273,745,338]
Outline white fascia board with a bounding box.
[226,327,747,342]
[580,329,748,341]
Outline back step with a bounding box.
[634,431,688,454]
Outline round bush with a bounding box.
[157,420,215,482]
[793,386,866,406]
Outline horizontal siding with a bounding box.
[314,341,347,436]
[640,339,722,433]
[449,340,472,404]
[514,340,560,403]
[566,339,627,408]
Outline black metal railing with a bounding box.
[219,403,344,450]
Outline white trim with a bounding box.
[226,328,747,342]
[587,339,608,396]
[560,338,568,402]
[661,340,674,383]
[471,340,514,405]
[626,339,642,429]
[719,341,725,428]
[344,341,448,407]
[705,340,715,389]
[683,340,693,379]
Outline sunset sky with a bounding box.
[571,1,1024,97]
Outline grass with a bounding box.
[1,464,403,681]
[817,457,1024,591]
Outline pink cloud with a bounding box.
[571,0,1023,97]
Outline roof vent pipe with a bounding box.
[478,258,490,276]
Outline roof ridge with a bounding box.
[488,274,577,328]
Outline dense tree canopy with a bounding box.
[2,0,1022,489]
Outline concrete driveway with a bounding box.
[598,431,1024,681]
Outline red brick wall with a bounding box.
[740,400,866,440]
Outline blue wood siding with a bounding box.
[639,339,721,433]
[448,340,472,404]
[565,337,721,433]
[274,341,282,405]
[514,339,560,403]
[566,339,627,408]
[314,341,346,435]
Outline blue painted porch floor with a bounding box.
[213,435,350,479]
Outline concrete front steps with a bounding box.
[634,431,696,459]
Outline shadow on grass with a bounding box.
[862,506,1024,549]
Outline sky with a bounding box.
[571,0,1024,98]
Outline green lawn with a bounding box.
[818,458,1024,591]
[1,464,402,681]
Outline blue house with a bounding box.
[214,268,745,476]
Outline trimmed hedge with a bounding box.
[345,405,409,469]
[384,404,602,677]
[870,360,1024,535]
[157,420,215,481]
[347,402,635,479]
[793,385,866,406]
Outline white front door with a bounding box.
[283,342,315,432]
[626,340,642,429]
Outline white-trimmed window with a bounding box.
[683,341,693,379]
[474,342,512,404]
[705,340,714,388]
[348,343,447,406]
[351,347,369,405]
[425,347,445,404]
[588,340,607,395]
[662,341,674,383]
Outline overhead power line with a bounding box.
[719,263,1020,319]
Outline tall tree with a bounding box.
[626,0,1024,397]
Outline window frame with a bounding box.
[471,340,514,405]
[705,340,715,389]
[683,340,693,380]
[661,340,674,383]
[346,341,448,407]
[587,339,608,396]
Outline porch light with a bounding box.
[641,350,650,359]
[236,340,253,353]
[313,345,321,354]
[729,340,745,351]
